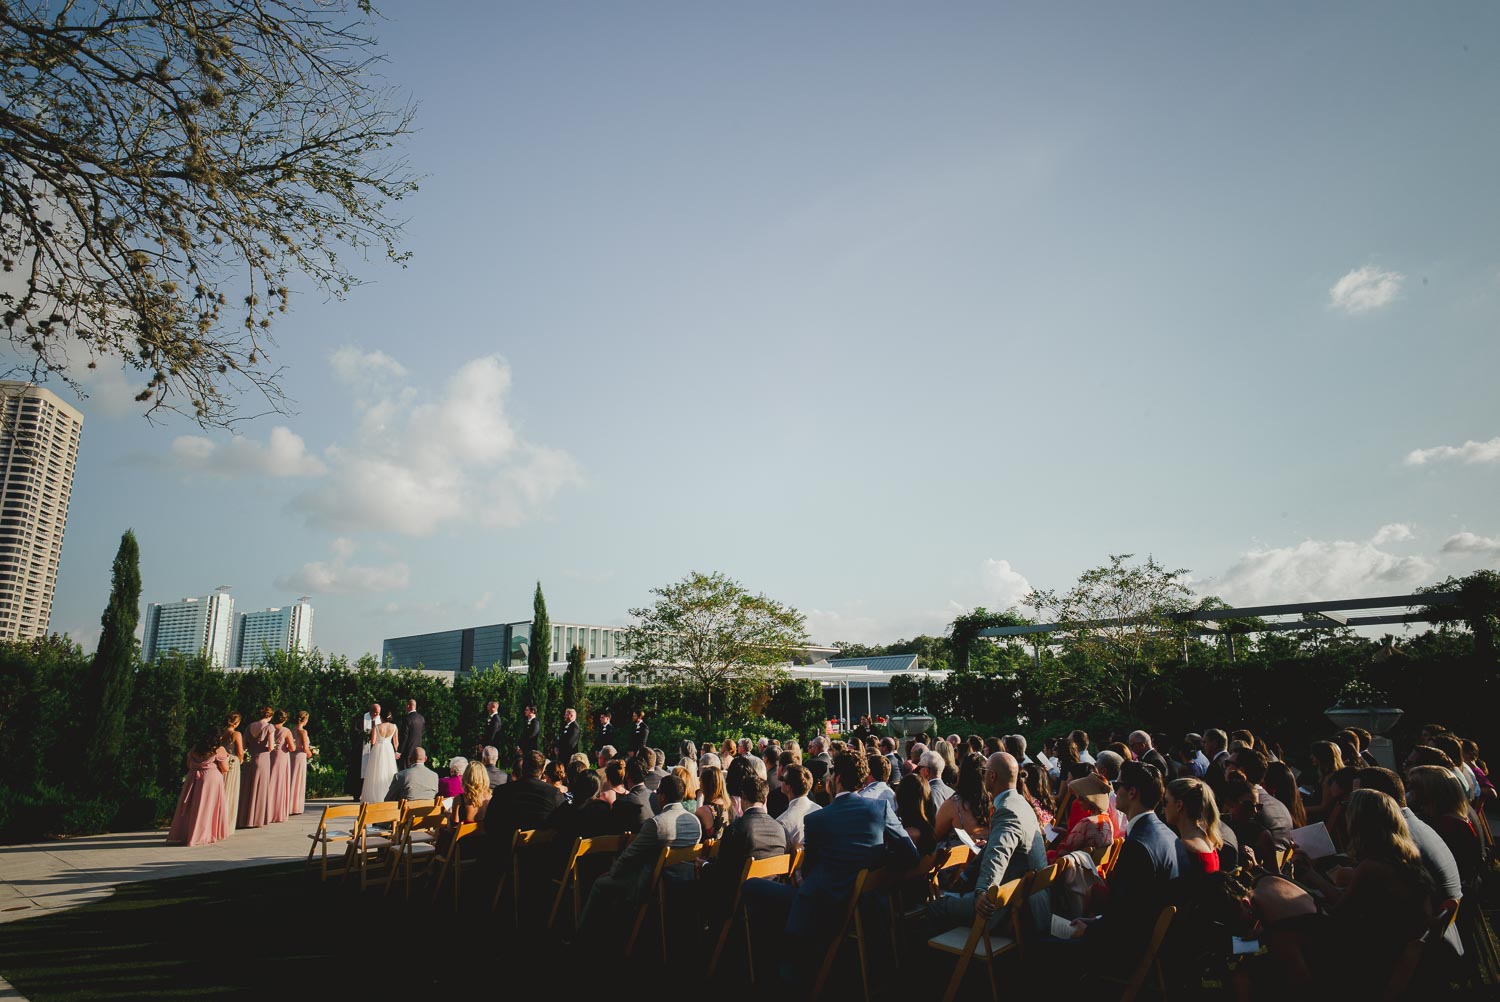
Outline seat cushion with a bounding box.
[928,926,1016,957]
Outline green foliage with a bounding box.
[527,582,552,733]
[564,644,588,746]
[79,530,141,789]
[623,570,806,728]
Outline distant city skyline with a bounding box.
[24,2,1500,658]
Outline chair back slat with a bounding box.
[745,851,793,880]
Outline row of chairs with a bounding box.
[304,798,447,896]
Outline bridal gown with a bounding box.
[360,732,398,803]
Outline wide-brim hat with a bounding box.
[1069,774,1111,813]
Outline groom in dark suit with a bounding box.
[401,699,425,769]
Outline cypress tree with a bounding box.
[527,581,551,730]
[81,530,141,788]
[565,643,588,738]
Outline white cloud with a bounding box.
[1329,265,1404,315]
[1213,539,1435,606]
[291,353,582,536]
[978,558,1032,611]
[1372,523,1414,545]
[1404,436,1500,467]
[273,539,410,594]
[1441,532,1500,559]
[330,346,408,388]
[169,426,327,477]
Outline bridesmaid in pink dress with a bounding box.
[238,706,277,828]
[268,710,293,823]
[289,711,311,815]
[167,730,229,846]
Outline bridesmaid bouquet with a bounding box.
[241,750,251,763]
[309,745,320,758]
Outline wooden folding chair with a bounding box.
[428,821,479,910]
[348,801,403,891]
[490,828,556,921]
[387,800,446,899]
[1118,904,1176,1002]
[809,865,903,1002]
[1013,861,1061,959]
[1097,836,1125,876]
[706,851,796,978]
[549,834,629,930]
[928,875,1024,1002]
[624,842,702,961]
[933,843,973,895]
[305,802,364,881]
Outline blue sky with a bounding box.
[40,2,1500,654]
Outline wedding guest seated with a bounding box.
[917,749,954,810]
[456,761,491,824]
[481,745,506,788]
[1303,740,1344,820]
[1262,760,1307,829]
[485,751,566,861]
[1256,789,1434,995]
[776,764,820,851]
[385,746,439,803]
[543,770,613,846]
[1225,746,1293,856]
[1164,777,1227,873]
[673,765,699,812]
[934,752,991,848]
[701,774,787,919]
[859,751,896,804]
[1406,764,1482,888]
[1018,762,1054,829]
[695,764,734,840]
[578,774,701,943]
[1048,774,1116,861]
[438,756,467,800]
[1461,738,1496,803]
[1353,766,1464,957]
[896,773,937,855]
[609,756,653,835]
[599,758,628,806]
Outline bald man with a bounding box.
[927,752,1049,934]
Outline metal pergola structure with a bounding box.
[975,592,1460,664]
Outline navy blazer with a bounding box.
[1094,811,1180,955]
[788,792,918,936]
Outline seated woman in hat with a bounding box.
[1047,772,1119,861]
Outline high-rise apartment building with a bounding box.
[0,382,84,640]
[143,587,236,667]
[230,598,314,668]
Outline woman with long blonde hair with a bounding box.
[459,761,491,824]
[695,765,732,840]
[1164,777,1223,872]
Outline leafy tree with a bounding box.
[623,571,807,729]
[1024,553,1193,716]
[1421,570,1500,664]
[0,0,417,424]
[78,529,140,787]
[526,581,551,730]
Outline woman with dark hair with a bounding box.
[289,711,312,815]
[1263,761,1307,829]
[897,773,937,855]
[1018,763,1054,829]
[268,709,293,823]
[167,728,230,846]
[1303,740,1344,820]
[934,752,991,847]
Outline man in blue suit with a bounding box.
[1067,761,1179,960]
[744,750,918,973]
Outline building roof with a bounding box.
[825,653,920,674]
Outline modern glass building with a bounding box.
[230,598,314,668]
[381,619,627,674]
[143,587,236,667]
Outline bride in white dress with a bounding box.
[360,719,400,803]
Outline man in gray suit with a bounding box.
[927,751,1049,935]
[579,774,701,937]
[385,747,440,802]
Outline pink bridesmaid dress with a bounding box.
[167,748,229,846]
[238,717,276,828]
[268,725,292,823]
[289,729,309,815]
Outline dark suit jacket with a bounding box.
[401,711,425,766]
[788,792,918,937]
[543,798,615,844]
[705,806,787,911]
[1142,748,1169,779]
[481,712,504,750]
[767,786,790,818]
[519,716,541,756]
[597,722,615,748]
[610,783,653,835]
[556,720,580,759]
[1095,812,1181,959]
[807,753,833,783]
[628,719,649,753]
[485,777,565,853]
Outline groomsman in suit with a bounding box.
[480,700,503,753]
[596,710,615,750]
[555,707,580,760]
[519,705,541,760]
[401,699,425,769]
[628,709,649,756]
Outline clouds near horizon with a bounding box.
[1405,436,1500,467]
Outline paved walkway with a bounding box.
[0,799,340,926]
